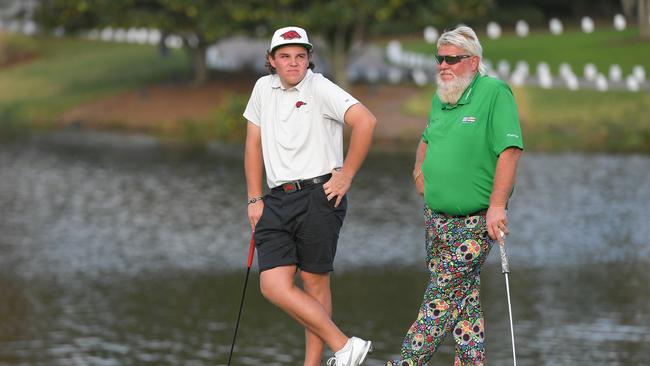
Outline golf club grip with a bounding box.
[247,236,255,268]
[498,241,510,274]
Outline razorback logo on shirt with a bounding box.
[281,30,302,40]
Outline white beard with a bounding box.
[436,72,474,105]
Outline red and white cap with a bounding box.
[269,26,313,52]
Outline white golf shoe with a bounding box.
[326,337,373,366]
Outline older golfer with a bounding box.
[386,26,523,366]
[244,26,376,366]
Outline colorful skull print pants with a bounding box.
[387,205,494,366]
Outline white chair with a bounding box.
[549,18,563,35]
[565,75,579,91]
[423,26,438,44]
[614,14,626,31]
[113,28,127,43]
[609,64,623,82]
[632,65,646,82]
[387,67,403,84]
[515,20,529,37]
[595,74,608,91]
[487,22,501,39]
[584,63,598,81]
[100,27,114,42]
[497,60,511,78]
[581,17,595,33]
[626,75,640,92]
[412,69,428,86]
[147,29,162,45]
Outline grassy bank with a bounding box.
[0,32,189,136]
[404,85,650,153]
[402,27,650,75]
[2,31,649,153]
[0,32,253,144]
[394,27,650,153]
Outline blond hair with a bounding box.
[437,26,487,75]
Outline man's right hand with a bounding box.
[248,201,264,230]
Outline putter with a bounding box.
[498,230,517,366]
[227,236,256,366]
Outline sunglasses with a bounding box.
[434,54,472,65]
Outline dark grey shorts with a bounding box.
[253,183,347,273]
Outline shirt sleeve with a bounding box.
[421,96,440,143]
[489,85,524,155]
[422,111,431,143]
[316,76,359,123]
[243,78,263,126]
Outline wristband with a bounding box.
[247,196,264,205]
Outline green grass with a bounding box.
[0,32,189,132]
[402,27,650,75]
[403,85,650,153]
[0,31,40,65]
[517,87,650,153]
[177,95,249,145]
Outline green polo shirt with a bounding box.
[421,73,523,215]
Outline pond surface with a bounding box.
[1,132,649,365]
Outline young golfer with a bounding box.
[243,26,376,366]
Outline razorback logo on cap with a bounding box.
[281,30,302,40]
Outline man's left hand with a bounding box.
[323,168,352,207]
[486,205,508,243]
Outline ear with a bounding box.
[268,53,276,68]
[471,56,480,72]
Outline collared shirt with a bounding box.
[421,73,524,215]
[244,70,359,188]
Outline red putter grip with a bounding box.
[247,236,255,268]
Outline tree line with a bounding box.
[31,0,645,85]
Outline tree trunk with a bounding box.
[640,0,650,40]
[158,32,170,58]
[192,46,208,85]
[182,32,208,85]
[621,0,635,17]
[330,24,350,90]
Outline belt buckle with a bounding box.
[282,181,301,193]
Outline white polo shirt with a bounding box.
[243,70,359,189]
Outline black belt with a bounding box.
[434,209,488,219]
[271,174,332,193]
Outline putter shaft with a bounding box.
[498,231,517,366]
[227,237,256,366]
[503,271,517,366]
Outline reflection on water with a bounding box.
[1,132,649,365]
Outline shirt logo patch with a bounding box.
[506,133,520,138]
[461,116,477,124]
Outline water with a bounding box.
[1,132,649,365]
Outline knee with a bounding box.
[259,278,293,305]
[259,279,279,301]
[259,266,297,304]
